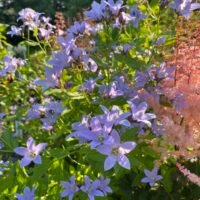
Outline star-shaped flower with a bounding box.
[97,130,136,170]
[14,137,47,167]
[141,167,163,186]
[16,186,35,200]
[128,101,156,127]
[60,176,79,200]
[81,176,104,200]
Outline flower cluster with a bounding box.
[27,101,63,130]
[0,56,25,77]
[1,0,199,199]
[169,0,200,19]
[85,0,146,28]
[61,176,112,200]
[7,8,55,39]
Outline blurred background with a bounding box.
[0,0,94,24]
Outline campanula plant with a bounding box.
[0,0,200,199]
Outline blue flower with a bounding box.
[97,130,136,170]
[16,186,35,200]
[114,12,134,28]
[128,101,156,127]
[27,101,63,130]
[34,66,60,91]
[82,78,96,93]
[0,113,4,119]
[100,105,131,132]
[169,0,200,19]
[60,176,79,200]
[7,25,22,37]
[130,5,146,28]
[99,82,124,98]
[81,176,104,200]
[84,0,107,21]
[105,0,125,15]
[123,44,132,54]
[141,167,162,186]
[0,56,25,77]
[17,8,41,30]
[14,137,47,167]
[98,176,112,195]
[68,21,87,37]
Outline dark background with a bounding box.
[0,0,94,24]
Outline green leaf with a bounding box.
[20,40,39,47]
[67,92,84,99]
[32,157,51,180]
[48,148,68,158]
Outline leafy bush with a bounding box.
[0,0,200,199]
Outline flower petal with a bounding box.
[34,143,47,154]
[104,155,116,171]
[141,177,150,183]
[119,142,137,154]
[117,154,130,169]
[14,147,28,156]
[110,129,120,144]
[96,145,111,155]
[33,155,42,164]
[20,156,32,167]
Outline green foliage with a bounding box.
[0,0,200,199]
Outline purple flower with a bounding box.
[130,5,146,28]
[100,105,131,133]
[84,0,107,21]
[7,25,22,37]
[38,27,53,38]
[99,82,124,98]
[48,51,72,72]
[18,8,41,21]
[81,176,104,200]
[83,78,96,92]
[18,8,41,30]
[113,76,131,96]
[0,142,4,150]
[16,186,35,200]
[98,176,112,195]
[34,67,60,91]
[154,63,175,79]
[156,36,166,46]
[89,116,113,148]
[68,21,87,37]
[60,176,79,200]
[69,115,112,148]
[169,0,200,19]
[72,115,89,131]
[0,113,4,119]
[128,101,156,127]
[114,12,134,27]
[14,137,47,167]
[141,167,162,186]
[27,101,63,130]
[134,71,149,88]
[97,130,136,170]
[0,56,25,77]
[123,44,132,54]
[82,56,98,72]
[105,0,125,15]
